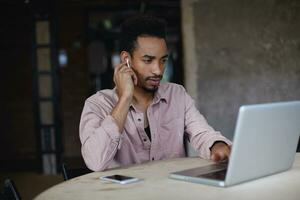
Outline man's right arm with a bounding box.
[79,99,123,172]
[80,59,137,171]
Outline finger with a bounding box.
[122,71,138,85]
[225,149,230,158]
[220,153,227,161]
[222,150,231,162]
[123,69,138,85]
[224,146,231,158]
[119,64,131,73]
[114,63,127,84]
[213,150,229,162]
[211,153,221,162]
[114,64,121,73]
[115,62,128,72]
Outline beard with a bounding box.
[141,85,159,93]
[132,68,163,93]
[141,75,163,93]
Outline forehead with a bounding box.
[133,36,168,57]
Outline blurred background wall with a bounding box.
[182,0,300,145]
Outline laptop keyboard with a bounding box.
[174,161,228,181]
[199,162,228,172]
[197,168,227,180]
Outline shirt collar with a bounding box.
[153,85,168,104]
[112,85,168,110]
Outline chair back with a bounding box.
[62,163,92,181]
[0,179,22,200]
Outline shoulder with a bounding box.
[159,82,187,97]
[85,89,117,109]
[158,83,189,104]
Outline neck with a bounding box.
[132,86,155,108]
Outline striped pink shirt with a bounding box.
[80,83,231,171]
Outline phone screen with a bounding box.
[104,175,135,181]
[100,174,140,184]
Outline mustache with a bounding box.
[145,75,163,81]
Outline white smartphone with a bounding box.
[100,174,140,184]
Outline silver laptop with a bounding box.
[169,101,300,187]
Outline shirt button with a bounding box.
[143,138,147,142]
[138,118,141,122]
[152,157,154,161]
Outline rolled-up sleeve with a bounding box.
[183,90,232,159]
[79,99,122,171]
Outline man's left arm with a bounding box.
[182,88,232,161]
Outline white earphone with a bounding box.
[125,58,131,68]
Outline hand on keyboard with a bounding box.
[210,141,231,162]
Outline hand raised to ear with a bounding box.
[113,60,137,100]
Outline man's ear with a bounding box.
[120,51,131,63]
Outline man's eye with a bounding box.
[161,59,168,64]
[143,60,151,64]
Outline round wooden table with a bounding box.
[34,154,300,200]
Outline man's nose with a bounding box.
[151,61,163,76]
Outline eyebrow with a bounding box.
[142,54,169,59]
[161,54,169,59]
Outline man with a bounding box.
[80,15,231,171]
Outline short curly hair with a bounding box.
[119,15,166,55]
